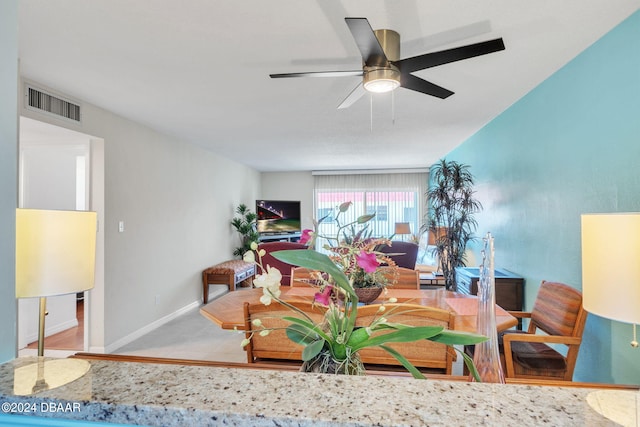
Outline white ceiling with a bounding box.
[18,1,640,172]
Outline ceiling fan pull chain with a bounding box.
[370,93,373,132]
[392,91,396,125]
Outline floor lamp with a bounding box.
[581,213,640,426]
[14,208,97,395]
[394,222,411,241]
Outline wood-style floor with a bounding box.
[26,299,84,351]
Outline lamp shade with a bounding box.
[581,213,640,325]
[16,208,97,298]
[394,222,411,235]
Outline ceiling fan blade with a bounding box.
[345,17,387,67]
[270,70,363,78]
[337,83,366,109]
[395,38,505,74]
[402,20,492,55]
[400,74,454,99]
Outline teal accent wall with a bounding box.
[0,0,18,363]
[445,9,640,384]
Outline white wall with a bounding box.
[21,84,261,351]
[260,172,314,231]
[0,0,18,363]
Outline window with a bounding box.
[313,172,428,249]
[368,205,388,222]
[316,207,335,223]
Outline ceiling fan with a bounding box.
[270,17,505,109]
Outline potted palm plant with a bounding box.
[231,204,259,258]
[426,159,482,291]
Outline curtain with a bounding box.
[313,172,428,249]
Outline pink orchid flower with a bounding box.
[314,285,333,306]
[299,229,313,245]
[356,251,379,273]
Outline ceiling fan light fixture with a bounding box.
[269,18,505,106]
[363,68,400,93]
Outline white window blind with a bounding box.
[313,172,428,247]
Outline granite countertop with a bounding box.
[0,357,627,426]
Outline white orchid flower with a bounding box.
[259,293,273,305]
[243,251,255,263]
[254,266,282,305]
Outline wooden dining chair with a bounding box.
[355,303,456,374]
[290,267,325,288]
[381,266,420,289]
[243,301,326,364]
[502,280,588,381]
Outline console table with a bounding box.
[456,267,525,328]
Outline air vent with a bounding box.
[26,86,81,122]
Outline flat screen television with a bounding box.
[256,200,301,234]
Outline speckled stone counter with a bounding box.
[0,357,625,426]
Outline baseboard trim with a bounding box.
[88,345,106,354]
[105,300,200,354]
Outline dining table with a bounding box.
[200,286,518,333]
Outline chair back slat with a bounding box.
[290,267,327,288]
[531,281,584,337]
[381,266,420,289]
[244,301,326,363]
[355,304,454,373]
[245,300,455,373]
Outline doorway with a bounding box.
[17,116,100,354]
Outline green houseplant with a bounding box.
[231,204,259,258]
[426,159,482,291]
[242,241,487,380]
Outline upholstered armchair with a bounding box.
[377,241,419,269]
[257,241,308,286]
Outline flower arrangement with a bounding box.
[242,238,487,379]
[299,201,398,291]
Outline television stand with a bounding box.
[258,232,301,243]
